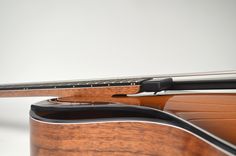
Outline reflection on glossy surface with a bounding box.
[58,93,236,145]
[163,94,236,145]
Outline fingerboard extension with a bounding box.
[0,78,151,91]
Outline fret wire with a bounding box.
[0,78,147,90]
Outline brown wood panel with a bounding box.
[56,94,236,146]
[163,94,236,145]
[31,119,226,156]
[0,85,140,97]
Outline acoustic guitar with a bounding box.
[0,71,236,156]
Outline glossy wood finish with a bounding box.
[0,85,140,97]
[31,119,226,156]
[0,72,235,156]
[1,76,235,146]
[57,93,236,145]
[163,94,236,145]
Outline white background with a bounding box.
[0,0,236,155]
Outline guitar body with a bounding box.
[0,71,236,155]
[30,94,236,156]
[31,118,225,156]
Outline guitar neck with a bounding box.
[0,77,150,97]
[0,71,236,98]
[0,78,149,91]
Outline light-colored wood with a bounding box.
[31,119,226,156]
[0,85,140,97]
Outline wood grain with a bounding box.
[57,94,236,145]
[0,85,140,97]
[30,119,226,156]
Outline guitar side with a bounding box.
[0,71,235,155]
[30,97,236,156]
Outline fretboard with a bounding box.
[0,78,151,91]
[0,70,236,97]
